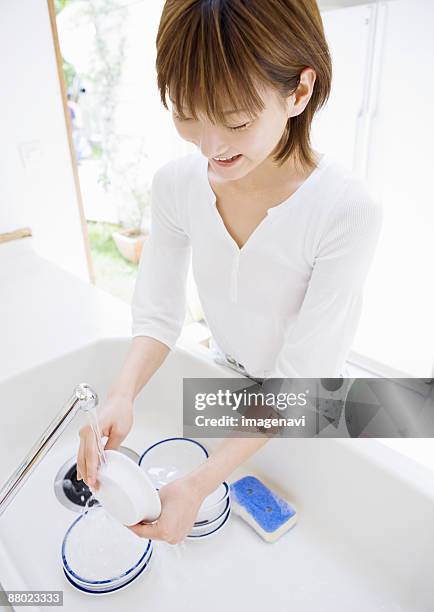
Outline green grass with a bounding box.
[87,221,138,303]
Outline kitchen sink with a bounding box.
[0,338,433,611]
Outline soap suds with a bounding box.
[65,505,150,581]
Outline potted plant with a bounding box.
[111,186,151,264]
[110,138,152,264]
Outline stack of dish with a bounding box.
[188,480,231,539]
[61,504,153,595]
[139,437,231,539]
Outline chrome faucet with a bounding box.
[0,383,98,517]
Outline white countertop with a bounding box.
[0,237,214,385]
[0,237,132,384]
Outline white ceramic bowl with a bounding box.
[188,505,232,539]
[139,437,208,488]
[61,504,153,595]
[139,438,230,524]
[91,450,161,526]
[191,497,231,532]
[195,481,230,524]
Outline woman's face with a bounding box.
[170,84,293,181]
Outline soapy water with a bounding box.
[65,504,150,581]
[59,489,193,593]
[64,499,189,587]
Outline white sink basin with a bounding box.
[0,338,433,611]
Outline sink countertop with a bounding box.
[0,237,131,383]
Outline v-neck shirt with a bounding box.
[131,150,383,378]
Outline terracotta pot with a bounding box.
[112,228,148,264]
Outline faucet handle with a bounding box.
[75,383,98,412]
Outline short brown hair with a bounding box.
[156,0,332,170]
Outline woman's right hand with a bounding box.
[76,394,134,490]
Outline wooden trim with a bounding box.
[0,228,32,244]
[46,0,96,284]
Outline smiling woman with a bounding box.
[78,0,384,549]
[157,0,332,170]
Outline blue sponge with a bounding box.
[230,476,297,542]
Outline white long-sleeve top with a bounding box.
[131,151,383,378]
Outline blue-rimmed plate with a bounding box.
[63,549,153,595]
[61,504,152,589]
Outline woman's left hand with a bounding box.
[127,474,206,544]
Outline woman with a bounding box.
[77,0,383,544]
